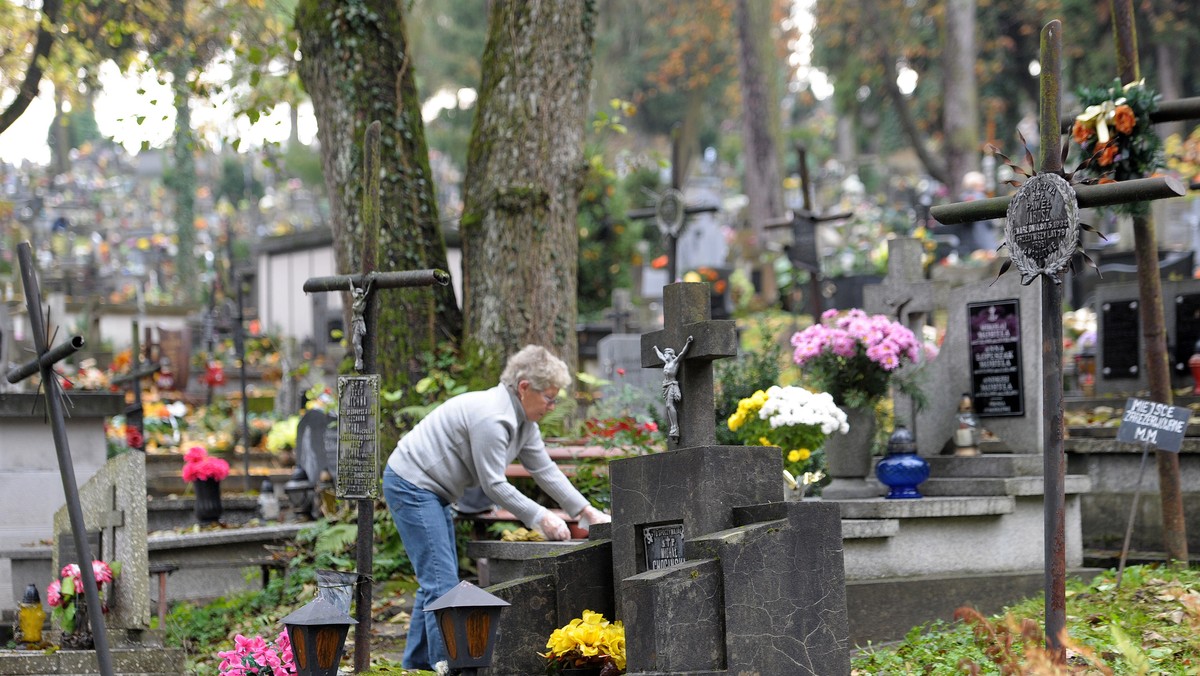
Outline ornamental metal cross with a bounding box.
[5,242,115,676]
[930,20,1184,661]
[641,282,737,451]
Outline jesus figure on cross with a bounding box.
[655,335,693,440]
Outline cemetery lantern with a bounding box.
[426,580,511,673]
[282,596,356,676]
[875,426,930,499]
[17,583,45,645]
[954,393,981,457]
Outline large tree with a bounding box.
[460,0,598,369]
[295,0,463,427]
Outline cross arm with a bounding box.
[640,321,737,368]
[7,335,84,384]
[1060,96,1200,133]
[930,175,1185,225]
[111,361,163,386]
[303,269,450,294]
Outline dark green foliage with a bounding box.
[1074,79,1164,216]
[714,329,783,446]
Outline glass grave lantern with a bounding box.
[427,580,511,673]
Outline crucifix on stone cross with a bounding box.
[5,241,115,676]
[627,128,720,282]
[641,282,738,450]
[766,144,852,318]
[300,120,451,672]
[931,20,1185,662]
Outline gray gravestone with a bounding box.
[52,452,151,637]
[295,408,338,484]
[596,334,663,420]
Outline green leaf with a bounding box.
[314,523,357,555]
[248,47,264,65]
[414,377,436,394]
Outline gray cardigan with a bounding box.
[386,383,589,528]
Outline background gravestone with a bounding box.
[52,452,151,638]
[295,408,338,484]
[1093,279,1200,396]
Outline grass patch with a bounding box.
[852,564,1200,674]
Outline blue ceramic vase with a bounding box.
[875,426,930,499]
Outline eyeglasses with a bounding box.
[539,391,558,407]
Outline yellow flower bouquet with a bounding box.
[540,609,626,675]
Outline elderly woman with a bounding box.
[382,344,611,671]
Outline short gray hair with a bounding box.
[500,345,571,391]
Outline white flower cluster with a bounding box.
[759,385,849,435]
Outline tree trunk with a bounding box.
[461,0,597,371]
[0,0,60,135]
[295,0,464,441]
[942,0,980,194]
[733,0,785,255]
[170,0,198,305]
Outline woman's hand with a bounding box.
[538,511,571,540]
[578,505,611,527]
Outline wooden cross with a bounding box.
[627,130,719,282]
[766,145,852,318]
[300,121,450,671]
[640,282,738,451]
[930,20,1185,661]
[5,241,115,675]
[111,320,161,452]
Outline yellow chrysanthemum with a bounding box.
[794,448,811,461]
[787,449,802,463]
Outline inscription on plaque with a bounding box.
[336,375,380,499]
[1101,300,1140,379]
[1004,173,1078,283]
[968,300,1024,417]
[641,522,685,572]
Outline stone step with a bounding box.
[841,519,899,540]
[922,453,1044,478]
[828,495,1015,520]
[918,474,1092,497]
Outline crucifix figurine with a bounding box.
[642,283,737,451]
[349,276,373,373]
[654,335,693,440]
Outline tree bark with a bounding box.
[295,0,464,439]
[733,0,785,243]
[170,0,198,305]
[0,0,60,135]
[942,0,980,193]
[461,0,597,370]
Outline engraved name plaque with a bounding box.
[641,522,686,572]
[336,375,380,499]
[1004,172,1079,284]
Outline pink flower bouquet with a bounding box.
[791,308,930,410]
[47,560,121,633]
[182,445,231,483]
[217,631,296,676]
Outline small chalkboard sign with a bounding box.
[1116,397,1191,452]
[641,522,685,572]
[336,375,380,499]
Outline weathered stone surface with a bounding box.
[692,503,850,676]
[623,558,725,673]
[0,647,185,674]
[485,574,558,676]
[610,444,780,597]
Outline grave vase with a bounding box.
[821,405,882,499]
[193,478,223,524]
[60,599,94,650]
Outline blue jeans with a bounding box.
[383,466,457,669]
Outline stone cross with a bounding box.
[864,238,947,435]
[930,20,1184,661]
[766,144,852,318]
[641,282,738,451]
[6,241,115,675]
[100,485,124,561]
[605,288,635,334]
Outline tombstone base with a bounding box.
[822,477,885,500]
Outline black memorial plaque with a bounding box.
[640,522,685,572]
[968,300,1024,417]
[336,375,380,499]
[1117,397,1190,452]
[1174,294,1200,376]
[1004,173,1078,283]
[1101,300,1140,379]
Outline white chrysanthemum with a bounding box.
[758,385,849,435]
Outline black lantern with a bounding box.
[281,596,357,676]
[426,580,511,673]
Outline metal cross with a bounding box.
[930,20,1184,660]
[5,242,114,676]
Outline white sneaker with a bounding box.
[434,660,451,675]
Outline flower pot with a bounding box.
[821,405,883,499]
[194,478,224,524]
[59,600,93,650]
